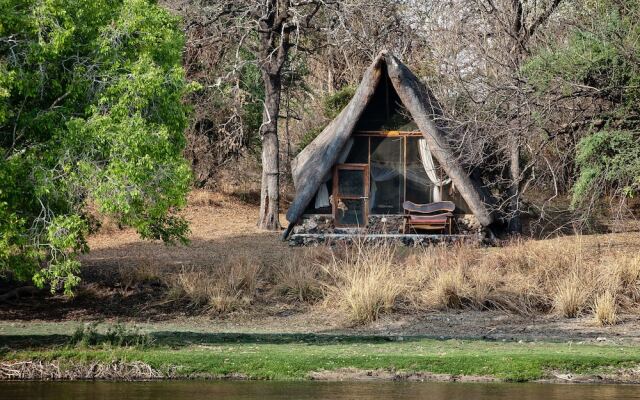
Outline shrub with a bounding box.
[297,127,323,154]
[323,86,356,119]
[70,323,152,348]
[297,86,356,153]
[71,323,100,347]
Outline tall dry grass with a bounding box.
[116,233,640,324]
[322,243,403,323]
[314,237,640,324]
[593,291,618,326]
[169,254,261,313]
[273,248,329,302]
[118,260,164,291]
[553,272,591,318]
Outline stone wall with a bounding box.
[288,232,481,247]
[291,213,484,236]
[454,214,483,235]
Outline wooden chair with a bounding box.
[402,201,455,234]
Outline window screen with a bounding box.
[335,199,366,226]
[337,169,365,197]
[369,137,403,214]
[308,134,472,220]
[345,136,369,164]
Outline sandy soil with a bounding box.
[2,190,640,343]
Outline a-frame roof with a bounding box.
[284,51,495,238]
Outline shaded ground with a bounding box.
[2,191,640,343]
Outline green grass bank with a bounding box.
[2,331,640,382]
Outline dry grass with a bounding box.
[322,243,403,324]
[312,237,640,324]
[553,272,591,318]
[273,248,329,302]
[593,291,618,326]
[168,254,262,313]
[105,231,640,324]
[118,260,163,291]
[187,190,222,207]
[426,267,467,309]
[81,192,640,324]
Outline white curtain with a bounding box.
[369,162,402,209]
[314,138,354,209]
[418,138,451,202]
[314,183,330,209]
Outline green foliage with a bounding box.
[70,323,152,348]
[238,53,266,154]
[297,127,323,154]
[322,86,355,119]
[297,86,355,153]
[573,130,640,205]
[0,0,192,293]
[70,323,101,347]
[523,0,640,208]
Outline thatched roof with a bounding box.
[284,51,495,238]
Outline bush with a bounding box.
[297,86,356,153]
[70,323,153,348]
[297,127,323,154]
[0,0,193,294]
[322,86,356,119]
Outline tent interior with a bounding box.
[303,63,470,227]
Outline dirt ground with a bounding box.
[2,190,640,343]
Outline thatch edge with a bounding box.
[284,52,385,234]
[385,54,495,226]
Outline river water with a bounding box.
[2,381,640,400]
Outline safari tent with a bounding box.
[284,51,495,243]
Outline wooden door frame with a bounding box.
[332,163,370,227]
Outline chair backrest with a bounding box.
[403,200,455,214]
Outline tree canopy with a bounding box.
[0,0,193,293]
[524,0,640,211]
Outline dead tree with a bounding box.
[178,0,327,230]
[411,0,566,234]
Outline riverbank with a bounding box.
[2,333,640,383]
[2,191,640,383]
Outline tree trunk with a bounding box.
[258,72,282,230]
[508,134,522,233]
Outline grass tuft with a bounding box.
[553,273,590,318]
[169,254,261,313]
[317,236,640,321]
[274,255,324,302]
[593,291,618,326]
[323,242,402,324]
